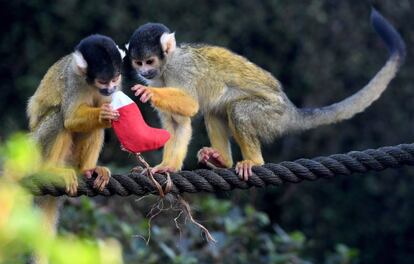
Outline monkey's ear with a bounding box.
[72,51,88,76]
[160,32,176,55]
[117,45,126,59]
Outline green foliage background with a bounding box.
[1,0,414,263]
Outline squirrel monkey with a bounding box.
[27,34,124,263]
[125,10,405,180]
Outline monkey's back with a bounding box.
[167,44,285,114]
[192,45,281,92]
[27,56,70,131]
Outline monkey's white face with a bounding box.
[93,74,121,96]
[132,55,162,80]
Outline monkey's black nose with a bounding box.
[141,70,157,80]
[99,87,116,96]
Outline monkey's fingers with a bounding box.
[100,111,119,120]
[63,170,78,196]
[133,85,148,97]
[134,90,144,97]
[99,109,111,117]
[197,147,214,162]
[135,87,151,100]
[197,147,227,168]
[100,114,112,120]
[67,179,77,196]
[235,160,254,181]
[93,166,111,191]
[209,154,227,167]
[93,176,104,190]
[151,165,177,174]
[95,176,109,191]
[140,91,152,103]
[101,103,112,111]
[101,105,118,117]
[243,164,250,181]
[111,110,120,120]
[131,84,145,91]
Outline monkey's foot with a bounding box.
[235,160,256,181]
[61,169,78,196]
[197,147,228,169]
[92,166,111,191]
[150,164,178,174]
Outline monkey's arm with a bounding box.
[64,104,112,132]
[137,86,199,117]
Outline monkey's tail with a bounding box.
[294,8,406,131]
[33,196,60,263]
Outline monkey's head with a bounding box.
[72,34,126,96]
[126,23,176,81]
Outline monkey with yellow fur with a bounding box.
[125,9,405,180]
[27,34,123,263]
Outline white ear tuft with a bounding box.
[117,45,126,59]
[160,32,176,55]
[125,43,130,50]
[72,51,88,75]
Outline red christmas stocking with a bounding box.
[111,91,170,153]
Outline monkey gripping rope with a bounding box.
[21,143,414,197]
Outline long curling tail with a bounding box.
[294,8,406,131]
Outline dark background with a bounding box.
[1,0,414,263]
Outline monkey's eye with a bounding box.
[146,59,154,65]
[134,60,143,66]
[97,80,109,85]
[112,75,120,82]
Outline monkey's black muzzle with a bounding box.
[140,70,157,80]
[99,87,117,96]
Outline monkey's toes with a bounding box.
[151,165,178,174]
[197,147,227,168]
[93,166,111,191]
[64,170,78,196]
[235,160,255,181]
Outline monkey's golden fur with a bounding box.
[27,55,114,264]
[191,46,281,169]
[143,45,285,172]
[28,55,112,179]
[131,11,405,178]
[149,87,199,117]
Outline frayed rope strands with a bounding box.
[21,143,414,197]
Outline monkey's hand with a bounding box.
[235,160,257,181]
[132,84,199,117]
[197,147,229,169]
[99,103,119,126]
[132,84,153,103]
[84,166,111,191]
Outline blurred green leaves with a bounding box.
[1,1,414,263]
[1,133,41,181]
[0,133,123,264]
[0,133,361,263]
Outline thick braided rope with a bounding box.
[21,143,414,197]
